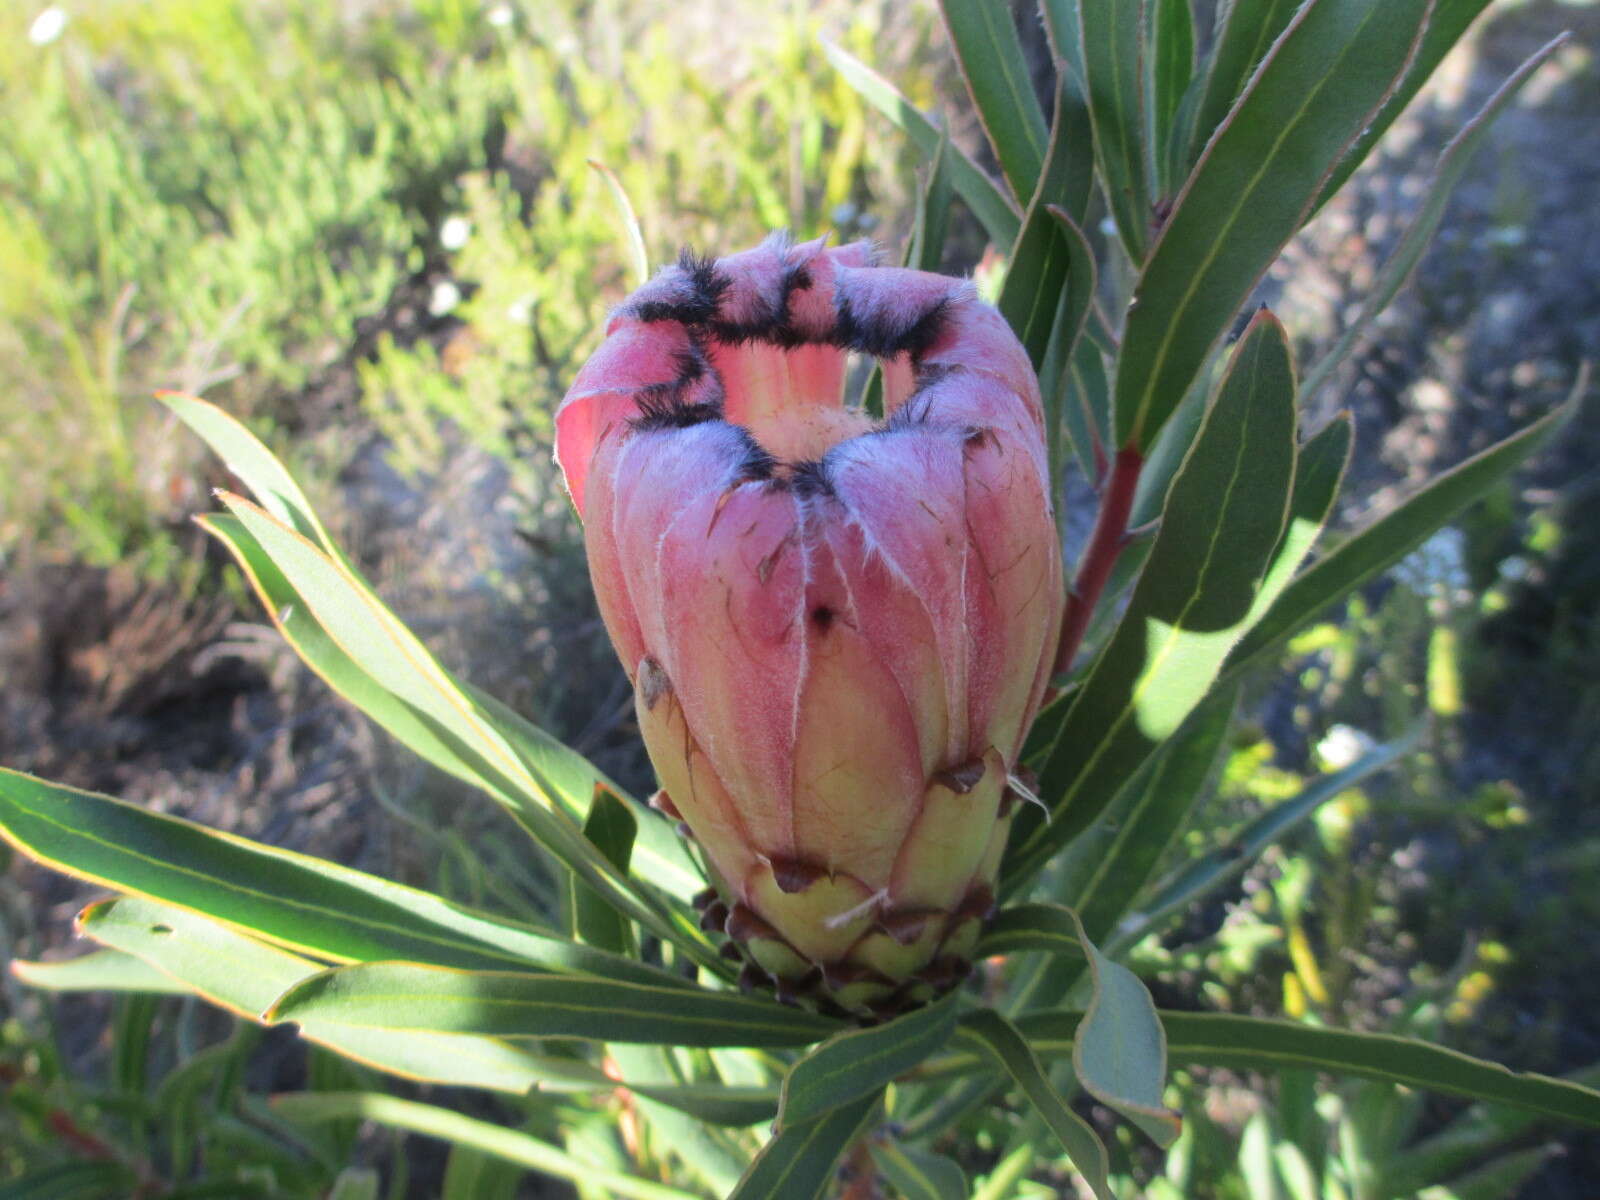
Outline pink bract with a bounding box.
[555,232,1063,1015]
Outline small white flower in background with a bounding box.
[1317,724,1377,772]
[439,215,472,251]
[1393,525,1469,597]
[29,6,67,45]
[486,3,514,28]
[427,280,462,317]
[505,295,534,325]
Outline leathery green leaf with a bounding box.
[1068,908,1181,1147]
[1029,405,1327,908]
[1385,1062,1600,1194]
[956,1009,1111,1200]
[203,508,707,936]
[157,391,344,564]
[80,895,316,1014]
[214,493,706,963]
[267,961,841,1048]
[730,1090,882,1200]
[0,766,682,987]
[973,902,1086,960]
[871,1143,967,1200]
[168,393,701,902]
[1060,335,1111,482]
[78,896,619,1097]
[1146,0,1195,196]
[998,80,1087,372]
[1312,0,1494,213]
[929,1013,1600,1129]
[1064,680,1238,951]
[1156,1014,1600,1129]
[1177,0,1300,174]
[464,681,704,903]
[1114,0,1431,449]
[572,789,637,955]
[1221,400,1573,682]
[1038,206,1099,490]
[1078,0,1150,261]
[937,0,1048,204]
[1009,311,1297,889]
[1301,34,1568,400]
[9,948,187,995]
[1108,725,1420,956]
[587,158,649,288]
[274,1093,701,1200]
[1036,0,1097,228]
[822,41,1020,249]
[908,132,954,274]
[778,993,959,1128]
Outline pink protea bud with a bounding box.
[556,232,1063,1015]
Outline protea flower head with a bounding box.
[555,232,1063,1017]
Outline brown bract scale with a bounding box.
[554,232,1065,1016]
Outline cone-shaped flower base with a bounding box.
[556,233,1063,1017]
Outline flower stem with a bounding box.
[1054,446,1144,678]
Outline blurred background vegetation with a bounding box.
[0,0,1596,1195]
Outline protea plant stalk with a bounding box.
[555,232,1063,1018]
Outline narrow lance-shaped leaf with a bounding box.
[908,132,955,274]
[1056,1013,1600,1128]
[1037,206,1099,493]
[1114,0,1431,450]
[1037,0,1098,228]
[1063,679,1238,950]
[165,394,702,904]
[1220,399,1574,683]
[1106,724,1420,956]
[937,0,1049,205]
[9,948,188,995]
[778,993,960,1128]
[821,41,1021,249]
[571,789,637,955]
[215,493,706,963]
[975,901,1086,960]
[1174,0,1300,175]
[1384,1062,1600,1195]
[1047,417,1348,935]
[729,1090,882,1200]
[157,391,345,564]
[1311,0,1495,214]
[1078,0,1151,262]
[267,961,842,1049]
[78,895,623,1099]
[587,158,649,288]
[864,133,956,418]
[1007,311,1298,890]
[956,1009,1112,1200]
[1146,0,1195,196]
[464,680,704,905]
[0,766,682,987]
[1301,34,1569,400]
[925,1012,1600,1129]
[1058,322,1111,483]
[275,1093,703,1200]
[87,908,774,1139]
[998,80,1088,372]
